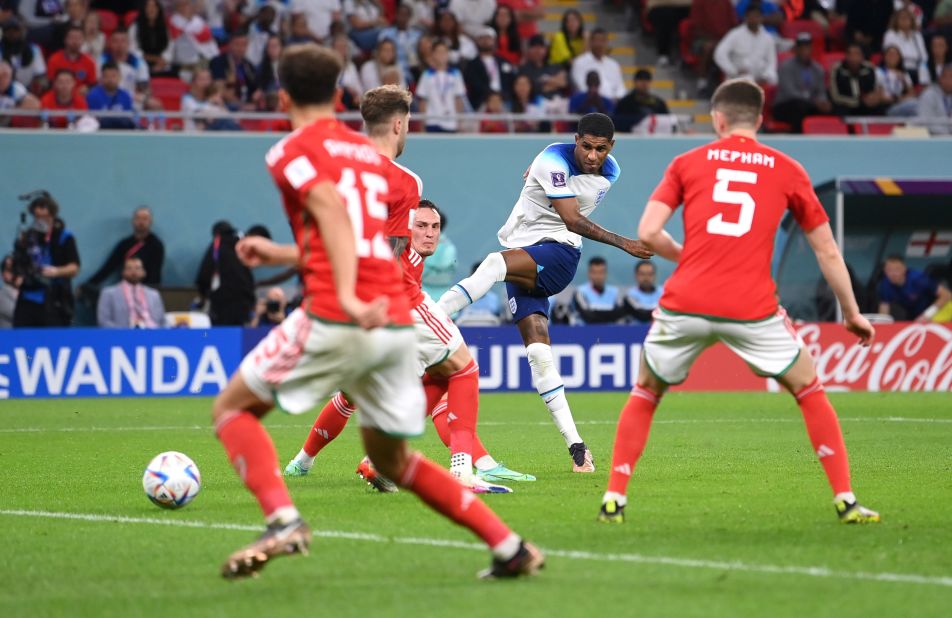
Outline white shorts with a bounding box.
[643,308,804,385]
[411,293,464,376]
[240,308,425,437]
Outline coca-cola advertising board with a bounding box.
[681,322,952,392]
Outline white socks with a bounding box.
[834,491,857,504]
[474,455,498,471]
[526,342,583,447]
[450,452,473,478]
[602,491,627,507]
[438,252,507,315]
[266,506,301,526]
[491,532,522,561]
[292,449,315,470]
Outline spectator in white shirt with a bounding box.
[416,40,468,131]
[378,4,422,83]
[345,0,388,52]
[169,0,219,70]
[434,8,478,66]
[882,7,928,84]
[245,5,279,67]
[290,0,341,44]
[0,59,40,126]
[361,38,406,90]
[917,63,952,134]
[331,32,364,107]
[448,0,497,39]
[1,19,47,91]
[571,28,626,101]
[714,3,778,85]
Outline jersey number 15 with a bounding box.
[707,168,758,238]
[337,168,391,259]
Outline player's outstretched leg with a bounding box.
[599,384,662,523]
[362,427,544,579]
[285,392,356,477]
[779,353,880,523]
[213,376,311,579]
[438,252,507,315]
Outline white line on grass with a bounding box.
[1,508,950,589]
[0,417,949,434]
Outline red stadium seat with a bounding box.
[96,10,120,37]
[679,18,698,67]
[821,51,845,74]
[150,77,189,111]
[803,115,849,135]
[124,11,138,27]
[780,19,825,59]
[761,83,792,133]
[851,122,900,135]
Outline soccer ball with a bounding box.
[142,451,202,509]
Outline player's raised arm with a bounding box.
[236,236,300,268]
[804,222,874,345]
[305,181,389,329]
[637,200,683,263]
[550,197,653,259]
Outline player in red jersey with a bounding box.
[211,45,543,579]
[282,86,534,492]
[598,79,881,525]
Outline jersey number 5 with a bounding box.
[337,168,391,259]
[707,168,758,238]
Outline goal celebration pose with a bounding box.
[599,79,880,525]
[438,113,652,473]
[211,45,543,579]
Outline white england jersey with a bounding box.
[497,143,620,249]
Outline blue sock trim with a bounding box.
[539,385,564,398]
[453,284,473,304]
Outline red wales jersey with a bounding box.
[265,118,410,325]
[382,157,426,307]
[401,247,426,307]
[649,134,829,321]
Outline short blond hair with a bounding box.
[360,85,412,135]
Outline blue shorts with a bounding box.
[506,241,581,322]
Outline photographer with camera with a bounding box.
[250,286,288,328]
[12,192,81,327]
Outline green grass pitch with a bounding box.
[1,392,950,617]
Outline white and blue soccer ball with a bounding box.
[142,451,202,510]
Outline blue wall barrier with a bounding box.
[0,325,649,399]
[2,133,951,289]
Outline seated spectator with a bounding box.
[362,38,406,90]
[345,0,388,52]
[830,43,887,116]
[18,0,68,49]
[168,0,220,73]
[256,35,283,97]
[548,8,586,67]
[894,0,923,27]
[877,45,919,116]
[921,34,950,85]
[569,71,614,115]
[434,8,478,66]
[290,0,341,44]
[50,0,89,55]
[936,0,952,36]
[878,254,952,321]
[101,28,158,110]
[85,60,136,129]
[245,5,279,67]
[331,32,364,108]
[0,59,41,126]
[287,13,318,45]
[883,7,928,84]
[449,0,497,40]
[408,0,437,32]
[1,19,47,91]
[497,0,543,43]
[416,40,468,132]
[479,90,509,132]
[130,0,172,75]
[689,0,737,94]
[251,286,288,327]
[83,206,164,289]
[411,33,435,83]
[571,28,626,101]
[519,34,568,101]
[378,3,422,83]
[572,257,623,324]
[195,220,257,326]
[41,69,89,128]
[81,8,105,60]
[491,4,522,67]
[97,257,166,328]
[773,32,832,132]
[624,260,663,323]
[210,30,261,111]
[646,0,692,67]
[47,26,98,94]
[509,72,546,131]
[456,261,504,323]
[714,4,778,85]
[463,27,515,110]
[0,254,20,328]
[917,62,952,134]
[181,68,241,131]
[844,0,893,50]
[614,69,669,132]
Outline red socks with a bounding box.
[607,386,660,496]
[302,392,355,457]
[431,400,491,460]
[446,361,479,457]
[215,411,294,518]
[399,452,511,547]
[795,378,852,495]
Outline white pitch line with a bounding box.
[1,508,950,589]
[0,417,950,434]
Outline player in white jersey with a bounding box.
[439,113,653,472]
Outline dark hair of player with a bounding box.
[361,85,412,134]
[577,112,614,140]
[589,256,607,267]
[711,79,764,128]
[418,199,442,221]
[278,44,343,107]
